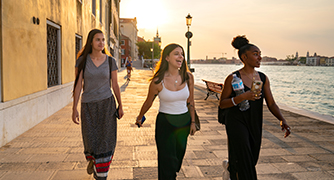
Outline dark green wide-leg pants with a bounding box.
[155,112,191,180]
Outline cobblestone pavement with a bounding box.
[0,66,333,180]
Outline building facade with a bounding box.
[326,57,334,66]
[120,34,131,67]
[154,29,161,49]
[107,0,121,68]
[0,0,120,147]
[306,56,321,66]
[120,18,138,60]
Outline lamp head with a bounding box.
[186,13,192,27]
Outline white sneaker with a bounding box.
[222,159,230,180]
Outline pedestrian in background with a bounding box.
[72,29,124,180]
[219,35,291,180]
[126,56,133,81]
[136,43,197,180]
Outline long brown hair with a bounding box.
[150,43,189,84]
[73,29,111,92]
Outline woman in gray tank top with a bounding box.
[136,43,197,180]
[72,29,124,180]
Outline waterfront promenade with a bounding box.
[0,65,333,179]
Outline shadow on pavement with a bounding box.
[120,80,129,92]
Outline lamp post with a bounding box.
[185,13,194,72]
[151,44,153,68]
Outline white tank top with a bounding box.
[158,81,189,114]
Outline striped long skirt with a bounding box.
[81,96,117,179]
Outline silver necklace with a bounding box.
[174,77,178,87]
[168,73,179,87]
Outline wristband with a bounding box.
[231,97,237,106]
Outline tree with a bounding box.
[136,41,161,59]
[284,54,297,65]
[299,57,306,64]
[285,54,297,62]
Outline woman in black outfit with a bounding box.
[219,35,291,180]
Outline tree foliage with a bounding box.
[136,41,161,59]
[299,57,306,64]
[285,54,297,61]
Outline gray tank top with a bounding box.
[75,55,118,103]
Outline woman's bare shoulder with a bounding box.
[150,77,162,86]
[187,72,194,80]
[150,77,163,92]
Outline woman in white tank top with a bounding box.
[136,43,196,180]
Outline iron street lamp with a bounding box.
[185,13,194,72]
[151,45,154,68]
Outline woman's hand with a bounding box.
[118,106,124,119]
[243,90,262,101]
[280,119,291,138]
[72,109,80,125]
[190,123,196,135]
[135,116,143,127]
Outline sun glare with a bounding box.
[121,0,168,30]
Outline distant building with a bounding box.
[262,56,277,62]
[154,29,162,48]
[326,57,334,66]
[137,36,145,43]
[305,52,334,66]
[319,57,327,66]
[120,18,138,60]
[121,35,132,66]
[306,53,321,66]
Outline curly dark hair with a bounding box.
[231,35,255,61]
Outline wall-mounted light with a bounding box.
[33,17,40,25]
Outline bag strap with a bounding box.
[258,71,266,85]
[108,56,113,80]
[233,70,241,78]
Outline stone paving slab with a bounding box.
[0,68,333,179]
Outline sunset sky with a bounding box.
[120,0,334,60]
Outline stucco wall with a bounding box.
[1,0,78,101]
[1,0,113,102]
[0,0,114,147]
[2,1,48,102]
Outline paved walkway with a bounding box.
[0,65,334,179]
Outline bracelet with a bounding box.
[191,122,195,124]
[231,97,237,106]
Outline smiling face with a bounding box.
[91,33,105,52]
[166,47,184,69]
[242,46,262,68]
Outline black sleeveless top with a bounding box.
[226,70,267,140]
